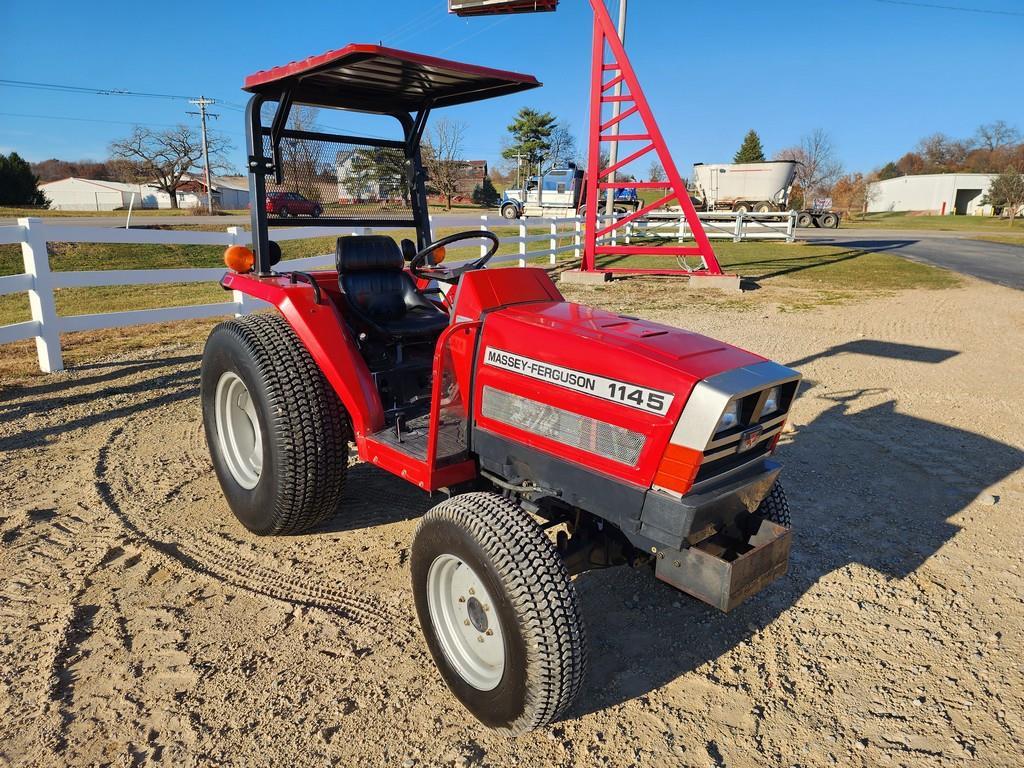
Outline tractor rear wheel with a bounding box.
[201,314,350,535]
[754,481,791,528]
[411,492,587,734]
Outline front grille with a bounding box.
[697,379,799,481]
[481,386,645,466]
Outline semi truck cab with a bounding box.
[500,165,639,219]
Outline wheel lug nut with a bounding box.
[464,619,470,626]
[485,629,493,636]
[477,636,484,643]
[468,588,475,596]
[458,596,466,603]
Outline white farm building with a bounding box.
[40,175,250,211]
[39,178,162,211]
[868,173,996,216]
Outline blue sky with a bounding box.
[1,0,1021,178]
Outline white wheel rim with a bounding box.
[214,371,263,490]
[427,554,505,691]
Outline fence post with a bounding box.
[480,215,489,259]
[549,220,558,265]
[518,222,527,268]
[786,211,796,243]
[733,212,744,243]
[573,217,582,261]
[19,217,63,373]
[226,226,254,316]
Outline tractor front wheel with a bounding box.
[201,314,350,535]
[411,492,587,734]
[754,480,791,528]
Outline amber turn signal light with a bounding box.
[432,246,446,265]
[224,245,255,273]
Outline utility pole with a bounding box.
[603,0,627,218]
[188,96,218,214]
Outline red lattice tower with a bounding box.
[451,0,722,276]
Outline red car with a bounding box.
[265,191,322,217]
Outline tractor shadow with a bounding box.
[0,355,201,452]
[569,340,1022,718]
[313,461,436,533]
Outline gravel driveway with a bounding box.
[1,280,1021,767]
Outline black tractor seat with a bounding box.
[336,235,449,341]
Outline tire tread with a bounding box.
[214,313,350,535]
[416,492,587,734]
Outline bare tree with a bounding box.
[545,125,578,170]
[775,128,843,200]
[279,106,330,202]
[975,120,1021,152]
[109,125,231,208]
[648,161,665,183]
[423,118,467,211]
[914,133,973,172]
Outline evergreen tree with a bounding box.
[733,130,766,163]
[0,152,48,207]
[502,108,556,180]
[472,176,500,207]
[877,161,901,180]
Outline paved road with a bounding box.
[801,229,1023,291]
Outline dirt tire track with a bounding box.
[92,423,415,639]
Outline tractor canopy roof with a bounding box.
[243,44,541,112]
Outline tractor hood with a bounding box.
[482,301,763,395]
[472,299,767,488]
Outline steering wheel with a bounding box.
[409,230,500,284]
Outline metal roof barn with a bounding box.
[868,173,997,216]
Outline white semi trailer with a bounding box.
[690,160,840,228]
[691,161,798,213]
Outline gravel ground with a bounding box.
[1,279,1021,768]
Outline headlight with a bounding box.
[716,400,739,433]
[762,386,781,417]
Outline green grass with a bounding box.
[970,234,1024,247]
[843,212,1019,232]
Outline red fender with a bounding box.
[222,272,384,437]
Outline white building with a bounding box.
[39,175,250,211]
[40,178,161,211]
[173,174,250,210]
[868,173,996,216]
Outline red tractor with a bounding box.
[202,45,800,734]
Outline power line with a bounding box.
[0,111,179,128]
[871,0,1024,16]
[0,78,248,109]
[0,78,196,100]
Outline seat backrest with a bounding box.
[336,235,409,322]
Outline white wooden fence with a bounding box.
[634,211,797,243]
[0,216,596,373]
[0,210,789,373]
